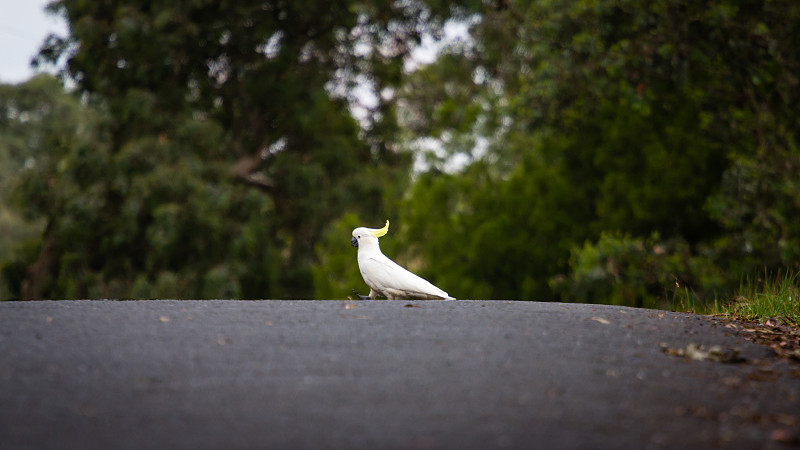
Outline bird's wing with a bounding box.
[360,254,451,299]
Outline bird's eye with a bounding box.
[357,235,361,239]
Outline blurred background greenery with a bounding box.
[1,0,798,307]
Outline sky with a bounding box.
[0,1,468,85]
[0,1,471,173]
[0,0,68,84]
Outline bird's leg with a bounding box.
[351,289,370,300]
[369,289,378,300]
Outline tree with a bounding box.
[0,75,81,299]
[514,0,800,302]
[317,0,800,304]
[9,0,457,299]
[15,0,799,303]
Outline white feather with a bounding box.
[352,225,454,300]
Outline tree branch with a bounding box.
[229,154,275,192]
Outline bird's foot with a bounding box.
[352,289,370,300]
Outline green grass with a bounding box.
[667,283,720,316]
[724,270,800,327]
[672,270,800,327]
[668,269,800,327]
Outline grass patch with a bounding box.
[670,270,800,328]
[724,270,800,327]
[670,270,800,360]
[668,285,721,316]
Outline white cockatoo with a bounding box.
[351,220,454,300]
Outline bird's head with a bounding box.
[351,220,389,249]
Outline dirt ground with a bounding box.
[715,316,800,362]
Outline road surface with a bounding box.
[1,300,798,449]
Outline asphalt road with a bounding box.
[1,300,798,449]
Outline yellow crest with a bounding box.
[369,220,389,238]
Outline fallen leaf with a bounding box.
[747,367,778,382]
[720,376,742,387]
[591,317,611,325]
[344,303,356,310]
[687,343,744,363]
[674,405,715,420]
[661,342,745,363]
[771,429,799,444]
[77,404,96,417]
[775,413,799,427]
[719,318,800,360]
[730,406,762,422]
[404,304,422,308]
[159,316,171,323]
[662,346,685,357]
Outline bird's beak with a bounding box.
[351,237,358,248]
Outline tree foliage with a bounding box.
[318,0,800,305]
[3,0,456,299]
[0,76,75,299]
[4,0,799,304]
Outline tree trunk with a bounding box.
[22,221,57,300]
